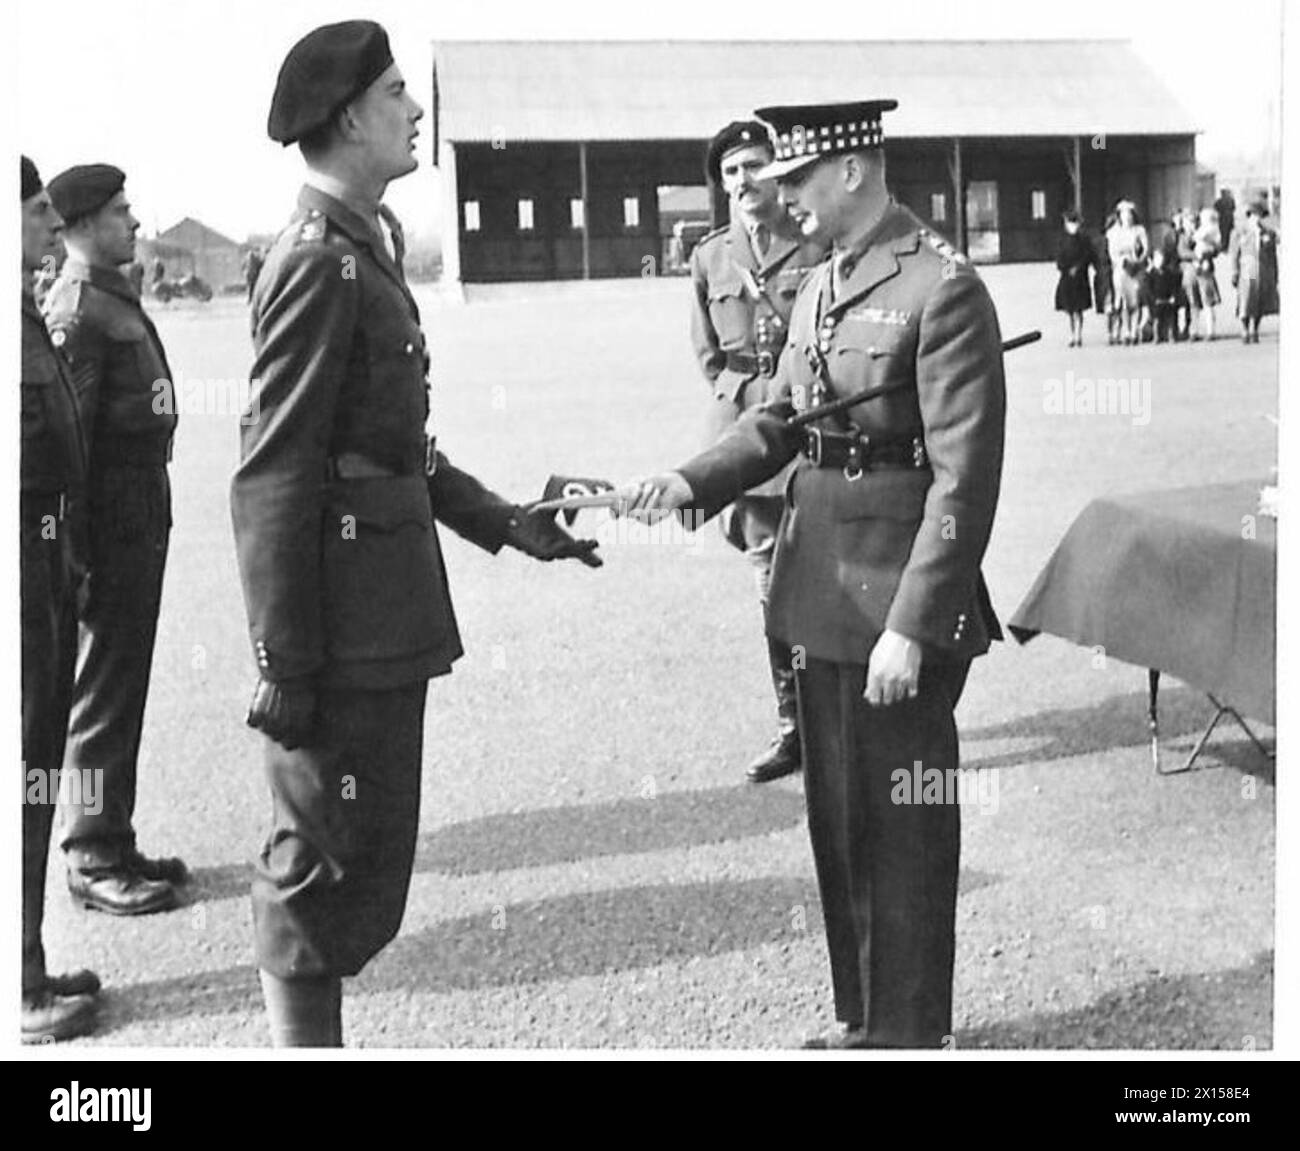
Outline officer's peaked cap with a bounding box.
[754,100,899,180]
[268,20,394,145]
[46,163,126,223]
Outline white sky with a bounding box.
[10,0,1286,243]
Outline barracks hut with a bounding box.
[431,40,1198,285]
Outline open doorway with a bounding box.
[657,185,711,274]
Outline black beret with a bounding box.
[21,155,42,202]
[704,120,773,185]
[755,100,899,179]
[46,163,126,223]
[268,20,394,145]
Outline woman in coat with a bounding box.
[1230,198,1280,343]
[1106,200,1149,345]
[1054,209,1095,346]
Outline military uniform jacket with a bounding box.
[21,289,87,500]
[43,259,177,468]
[690,219,827,497]
[231,185,515,691]
[678,201,1006,666]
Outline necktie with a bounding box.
[378,204,407,280]
[830,251,850,303]
[751,223,771,260]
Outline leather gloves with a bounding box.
[246,676,317,750]
[504,507,602,568]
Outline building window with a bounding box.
[570,198,585,230]
[517,199,535,231]
[1031,189,1047,220]
[464,200,481,232]
[930,192,946,222]
[623,196,640,229]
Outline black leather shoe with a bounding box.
[69,870,178,916]
[45,969,102,997]
[746,731,802,784]
[802,1024,874,1050]
[22,988,98,1044]
[125,848,189,885]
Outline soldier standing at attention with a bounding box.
[44,164,187,917]
[620,101,1006,1049]
[234,20,600,1047]
[690,120,829,784]
[20,156,102,1043]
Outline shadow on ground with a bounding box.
[414,784,808,876]
[957,951,1273,1050]
[98,869,998,1030]
[965,685,1274,780]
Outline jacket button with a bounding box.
[404,342,414,355]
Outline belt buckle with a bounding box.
[425,435,438,478]
[757,350,776,378]
[844,428,867,483]
[804,427,824,466]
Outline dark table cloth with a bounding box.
[1008,480,1275,724]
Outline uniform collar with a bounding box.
[60,256,141,305]
[297,184,411,303]
[823,200,918,318]
[726,213,802,277]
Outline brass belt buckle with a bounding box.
[757,350,776,378]
[425,435,438,478]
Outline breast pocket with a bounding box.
[707,279,754,349]
[321,476,445,664]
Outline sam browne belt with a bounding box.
[801,427,929,477]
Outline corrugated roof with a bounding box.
[433,40,1198,143]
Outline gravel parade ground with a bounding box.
[35,263,1279,1051]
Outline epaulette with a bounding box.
[294,207,329,245]
[695,224,728,249]
[916,227,969,268]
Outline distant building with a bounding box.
[430,39,1199,284]
[142,217,244,291]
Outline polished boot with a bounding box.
[68,869,177,915]
[45,968,102,997]
[747,638,802,783]
[801,1024,883,1049]
[22,988,98,1044]
[125,847,190,885]
[259,970,343,1047]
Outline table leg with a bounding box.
[1147,669,1161,773]
[1155,690,1275,776]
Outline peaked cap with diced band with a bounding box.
[754,100,899,180]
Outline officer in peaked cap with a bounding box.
[691,119,829,784]
[44,162,187,918]
[20,156,103,1044]
[620,98,1006,1049]
[235,20,601,1047]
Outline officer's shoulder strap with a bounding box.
[695,224,729,251]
